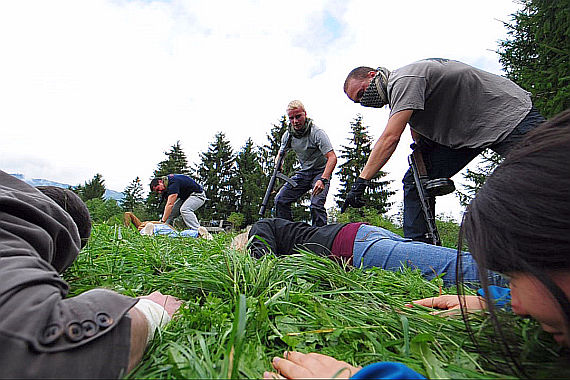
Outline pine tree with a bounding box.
[235,138,265,225]
[335,115,394,214]
[261,116,310,222]
[459,0,569,203]
[121,176,145,212]
[497,0,570,118]
[74,173,106,201]
[196,132,237,221]
[153,141,191,177]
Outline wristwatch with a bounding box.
[319,177,329,185]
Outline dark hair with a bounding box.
[344,66,375,93]
[458,109,570,375]
[150,178,161,191]
[36,186,92,248]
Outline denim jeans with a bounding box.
[403,107,545,241]
[274,169,330,226]
[352,224,507,287]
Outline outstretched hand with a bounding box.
[341,178,369,213]
[139,291,183,317]
[411,295,487,313]
[264,351,361,379]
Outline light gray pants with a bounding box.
[166,192,206,230]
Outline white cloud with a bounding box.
[0,0,523,221]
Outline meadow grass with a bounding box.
[63,224,562,379]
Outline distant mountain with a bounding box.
[9,173,125,201]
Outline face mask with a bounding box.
[359,67,390,108]
[290,119,311,138]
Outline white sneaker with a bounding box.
[197,226,213,240]
[140,223,155,236]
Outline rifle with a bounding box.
[408,147,455,245]
[259,134,298,217]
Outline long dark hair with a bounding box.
[457,109,570,376]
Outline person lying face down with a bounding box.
[236,217,506,288]
[265,110,570,379]
[123,211,213,240]
[0,175,182,378]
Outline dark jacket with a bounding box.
[0,171,137,378]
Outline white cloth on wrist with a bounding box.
[133,298,171,345]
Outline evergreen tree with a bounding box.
[196,132,237,221]
[121,176,145,212]
[335,115,394,214]
[235,138,265,225]
[74,173,106,201]
[153,141,191,177]
[261,116,310,222]
[497,0,570,118]
[459,0,569,203]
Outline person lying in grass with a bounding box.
[234,218,506,288]
[265,110,570,379]
[123,211,213,240]
[0,176,182,378]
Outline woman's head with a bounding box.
[462,109,570,347]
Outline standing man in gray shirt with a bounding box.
[274,100,337,226]
[342,58,545,243]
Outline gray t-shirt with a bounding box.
[387,58,532,149]
[280,119,334,172]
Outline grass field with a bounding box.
[63,223,562,379]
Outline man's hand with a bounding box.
[341,177,369,212]
[312,178,328,196]
[264,351,361,379]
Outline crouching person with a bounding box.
[0,172,182,378]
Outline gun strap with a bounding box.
[412,150,428,177]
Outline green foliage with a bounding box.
[196,132,238,221]
[64,224,562,379]
[335,115,394,214]
[235,138,265,225]
[121,176,145,212]
[497,0,570,118]
[84,198,122,223]
[228,212,245,229]
[74,173,106,201]
[153,141,192,177]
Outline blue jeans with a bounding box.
[403,107,545,241]
[274,169,330,226]
[352,224,507,287]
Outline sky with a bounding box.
[0,0,522,221]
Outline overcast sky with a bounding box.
[0,0,522,221]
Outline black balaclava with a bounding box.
[359,67,390,108]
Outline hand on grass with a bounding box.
[140,291,183,317]
[264,351,361,379]
[411,295,487,313]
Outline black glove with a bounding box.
[341,177,369,213]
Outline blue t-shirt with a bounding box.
[166,174,203,201]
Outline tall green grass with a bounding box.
[63,224,562,379]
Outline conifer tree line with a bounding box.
[74,114,395,226]
[124,114,394,227]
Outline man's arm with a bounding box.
[312,150,337,195]
[161,193,178,223]
[359,110,412,180]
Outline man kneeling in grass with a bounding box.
[233,218,506,288]
[0,172,182,378]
